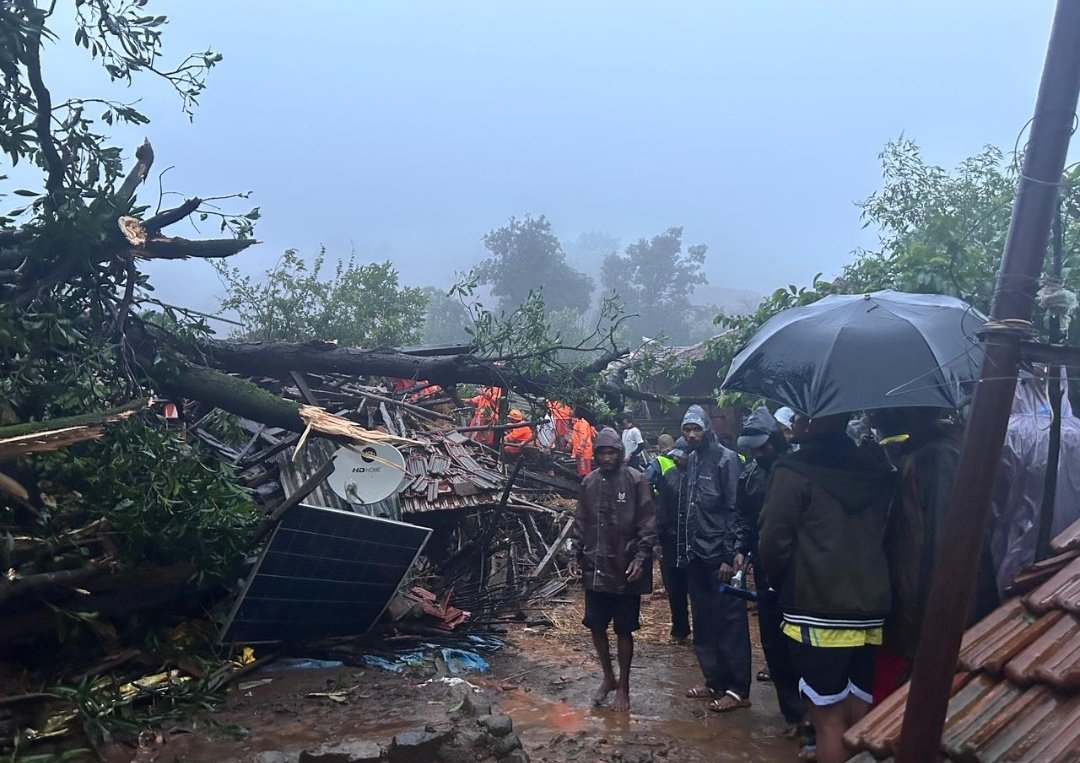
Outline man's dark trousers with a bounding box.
[687,560,751,698]
[757,586,805,724]
[661,561,691,640]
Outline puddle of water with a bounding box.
[496,679,797,762]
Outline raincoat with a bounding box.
[502,411,534,457]
[570,418,596,477]
[759,431,894,629]
[676,405,746,567]
[466,386,502,445]
[571,428,656,595]
[547,400,573,444]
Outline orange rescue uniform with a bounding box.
[570,417,596,477]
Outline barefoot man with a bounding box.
[568,426,656,712]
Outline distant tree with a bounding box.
[565,230,621,286]
[601,226,709,345]
[421,286,472,346]
[216,248,428,347]
[476,215,594,314]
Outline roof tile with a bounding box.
[1004,613,1080,690]
[1023,556,1080,615]
[959,599,1059,674]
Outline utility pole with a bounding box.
[895,2,1080,761]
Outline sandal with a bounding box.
[708,692,752,713]
[685,686,716,699]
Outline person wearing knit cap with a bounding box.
[678,405,752,713]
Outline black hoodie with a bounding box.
[758,431,895,629]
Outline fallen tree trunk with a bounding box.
[200,339,713,412]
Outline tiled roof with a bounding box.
[398,431,539,514]
[845,515,1080,762]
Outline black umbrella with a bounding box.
[720,290,986,417]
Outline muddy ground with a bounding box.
[101,589,801,762]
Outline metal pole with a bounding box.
[895,3,1080,761]
[1036,204,1065,561]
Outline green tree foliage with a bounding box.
[476,214,594,314]
[216,248,429,347]
[421,286,472,346]
[710,138,1080,404]
[840,139,1017,311]
[43,419,257,585]
[842,138,1080,315]
[0,2,257,615]
[601,226,709,345]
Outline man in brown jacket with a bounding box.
[569,426,656,712]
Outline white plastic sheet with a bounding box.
[990,371,1080,596]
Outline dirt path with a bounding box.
[106,591,801,762]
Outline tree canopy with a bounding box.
[602,226,709,345]
[475,214,594,315]
[216,248,428,347]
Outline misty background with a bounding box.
[33,1,1071,333]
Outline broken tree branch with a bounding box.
[117,139,155,201]
[143,197,201,234]
[137,236,257,260]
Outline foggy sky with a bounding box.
[36,1,1071,315]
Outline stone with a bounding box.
[478,714,513,737]
[496,749,529,763]
[459,693,492,718]
[492,733,522,758]
[299,739,382,763]
[256,753,290,763]
[388,729,450,763]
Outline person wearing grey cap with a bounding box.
[736,408,806,738]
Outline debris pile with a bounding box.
[0,367,578,755]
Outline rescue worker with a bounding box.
[571,417,596,478]
[548,400,573,450]
[502,409,534,459]
[569,427,656,712]
[465,386,502,446]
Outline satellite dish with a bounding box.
[327,444,407,504]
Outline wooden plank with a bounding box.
[530,517,574,578]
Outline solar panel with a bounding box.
[222,503,431,644]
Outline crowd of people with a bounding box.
[453,386,1017,762]
[564,402,996,763]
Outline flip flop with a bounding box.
[708,693,752,713]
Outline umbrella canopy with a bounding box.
[720,290,986,418]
